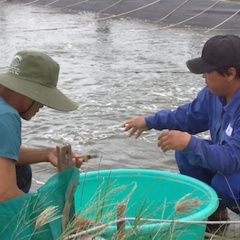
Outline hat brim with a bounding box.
[0,73,78,112]
[186,57,217,74]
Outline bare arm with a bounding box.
[18,146,55,165]
[18,146,88,168]
[0,157,23,202]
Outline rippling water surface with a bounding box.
[1,2,238,190]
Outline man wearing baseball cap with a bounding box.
[122,35,240,230]
[0,50,85,201]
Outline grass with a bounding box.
[35,206,61,229]
[59,170,240,240]
[59,171,211,240]
[3,168,240,240]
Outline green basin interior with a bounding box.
[74,169,218,240]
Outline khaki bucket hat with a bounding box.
[0,50,78,111]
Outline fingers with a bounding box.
[158,130,190,152]
[128,127,139,138]
[74,158,83,168]
[125,126,142,138]
[71,153,87,168]
[121,122,129,130]
[158,130,170,152]
[121,117,146,138]
[122,121,137,137]
[135,129,144,139]
[72,154,98,168]
[73,157,87,168]
[50,150,94,169]
[121,122,133,133]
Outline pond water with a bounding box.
[0,1,238,191]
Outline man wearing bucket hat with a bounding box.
[0,50,85,201]
[122,35,240,228]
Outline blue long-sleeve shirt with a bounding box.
[145,87,240,174]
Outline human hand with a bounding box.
[48,149,90,168]
[121,117,148,138]
[158,130,191,152]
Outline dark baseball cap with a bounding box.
[186,35,240,74]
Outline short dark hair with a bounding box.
[215,65,240,78]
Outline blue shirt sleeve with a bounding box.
[144,86,240,174]
[0,110,21,161]
[145,87,210,134]
[185,133,240,174]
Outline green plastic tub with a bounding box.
[74,169,218,240]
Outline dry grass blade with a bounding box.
[35,206,61,229]
[175,194,201,213]
[75,214,101,233]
